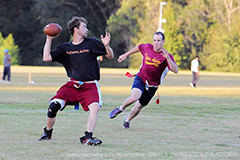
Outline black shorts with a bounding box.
[132,75,158,106]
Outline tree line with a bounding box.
[0,0,239,72]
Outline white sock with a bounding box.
[125,116,130,122]
[119,105,124,111]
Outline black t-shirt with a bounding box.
[50,37,107,81]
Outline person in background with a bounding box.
[1,49,11,82]
[190,56,200,87]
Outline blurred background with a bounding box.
[0,0,239,72]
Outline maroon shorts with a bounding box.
[51,81,102,111]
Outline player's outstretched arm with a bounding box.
[118,46,140,63]
[43,36,53,62]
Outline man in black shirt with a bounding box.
[38,16,114,146]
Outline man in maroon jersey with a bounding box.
[109,32,178,128]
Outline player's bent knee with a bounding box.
[47,102,61,118]
[129,97,138,103]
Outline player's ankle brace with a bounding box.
[47,102,61,118]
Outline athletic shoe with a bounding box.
[189,82,194,87]
[80,136,102,146]
[109,107,122,119]
[123,116,130,129]
[38,127,53,141]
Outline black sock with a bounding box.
[85,131,93,139]
[44,127,53,136]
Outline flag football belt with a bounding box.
[145,80,158,90]
[125,72,160,105]
[69,79,96,89]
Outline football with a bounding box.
[43,23,62,36]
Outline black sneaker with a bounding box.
[80,136,102,146]
[38,127,53,141]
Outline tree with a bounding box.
[0,33,19,65]
[0,0,44,65]
[177,0,213,70]
[0,0,120,66]
[201,0,240,72]
[0,0,239,71]
[107,0,142,68]
[222,0,240,31]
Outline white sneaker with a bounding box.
[189,82,194,87]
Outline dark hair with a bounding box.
[154,32,165,40]
[67,16,87,36]
[196,56,199,59]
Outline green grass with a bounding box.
[0,67,240,160]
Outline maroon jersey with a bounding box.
[137,43,176,86]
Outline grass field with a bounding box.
[0,66,240,160]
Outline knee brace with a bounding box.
[47,102,61,118]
